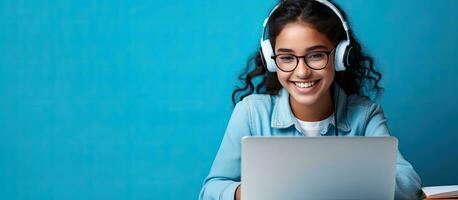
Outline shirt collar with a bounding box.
[270,83,351,133]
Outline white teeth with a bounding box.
[294,81,317,88]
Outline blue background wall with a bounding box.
[1,0,457,199]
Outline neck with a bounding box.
[290,90,334,122]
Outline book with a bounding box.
[422,185,458,199]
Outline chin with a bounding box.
[289,91,321,106]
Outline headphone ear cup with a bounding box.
[260,39,277,72]
[344,46,354,68]
[334,40,349,72]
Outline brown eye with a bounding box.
[307,52,326,61]
[277,55,295,63]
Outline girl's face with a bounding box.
[274,21,335,108]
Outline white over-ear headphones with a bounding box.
[260,0,353,72]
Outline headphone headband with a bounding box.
[314,0,350,41]
[260,0,353,72]
[261,0,351,42]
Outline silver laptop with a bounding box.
[241,136,398,200]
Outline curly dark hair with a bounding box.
[232,0,383,105]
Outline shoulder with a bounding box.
[234,93,274,118]
[237,93,274,109]
[345,94,385,123]
[347,95,382,111]
[347,94,370,106]
[241,93,273,106]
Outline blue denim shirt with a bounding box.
[199,85,422,200]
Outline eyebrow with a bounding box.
[277,45,329,53]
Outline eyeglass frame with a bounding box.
[270,48,335,72]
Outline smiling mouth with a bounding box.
[292,80,320,88]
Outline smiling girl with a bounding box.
[199,0,422,199]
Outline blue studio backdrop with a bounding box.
[1,0,457,199]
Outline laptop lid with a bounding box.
[241,136,397,200]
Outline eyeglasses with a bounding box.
[270,48,335,72]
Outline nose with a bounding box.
[294,57,312,78]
